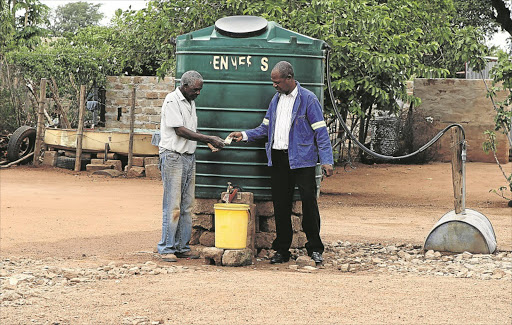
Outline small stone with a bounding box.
[468,258,481,264]
[222,249,253,267]
[397,251,413,261]
[144,261,157,269]
[385,246,398,253]
[126,166,145,177]
[8,273,34,286]
[289,265,299,270]
[460,251,473,259]
[202,247,224,265]
[295,256,316,267]
[371,257,382,264]
[257,249,268,258]
[0,291,21,301]
[492,269,505,279]
[339,264,350,272]
[425,250,437,259]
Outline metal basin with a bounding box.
[424,208,497,254]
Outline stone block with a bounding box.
[192,198,219,215]
[222,249,253,267]
[201,247,224,266]
[131,157,145,167]
[64,150,90,159]
[256,201,274,217]
[199,231,215,247]
[148,115,160,122]
[96,152,118,160]
[126,166,145,177]
[292,201,302,216]
[246,204,256,256]
[296,255,316,267]
[144,156,159,166]
[105,159,122,172]
[255,232,275,249]
[145,164,161,179]
[291,231,307,249]
[145,92,159,99]
[86,164,112,172]
[91,158,104,164]
[42,151,58,166]
[190,228,203,245]
[193,214,214,231]
[259,216,276,233]
[291,215,302,233]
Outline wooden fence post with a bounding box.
[33,78,47,166]
[75,85,86,171]
[127,87,136,171]
[451,127,463,214]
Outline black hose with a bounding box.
[325,49,465,161]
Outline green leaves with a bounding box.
[50,1,104,36]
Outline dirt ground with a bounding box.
[1,162,511,324]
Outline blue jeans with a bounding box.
[157,150,195,254]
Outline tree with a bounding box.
[1,0,49,131]
[452,0,500,37]
[491,0,512,36]
[110,0,239,76]
[482,50,512,204]
[51,1,104,35]
[0,0,49,50]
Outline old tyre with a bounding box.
[7,126,36,162]
[56,156,91,170]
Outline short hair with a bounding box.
[181,70,203,86]
[272,61,294,79]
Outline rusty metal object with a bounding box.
[423,209,497,254]
[424,129,497,254]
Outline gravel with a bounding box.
[2,241,511,324]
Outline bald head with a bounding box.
[270,61,296,95]
[272,61,294,79]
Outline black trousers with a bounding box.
[270,149,324,256]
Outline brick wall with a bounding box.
[104,76,174,130]
[411,78,509,163]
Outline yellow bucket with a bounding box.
[214,203,250,249]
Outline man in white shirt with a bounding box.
[158,70,224,261]
[229,61,333,265]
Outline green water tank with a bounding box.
[175,16,328,200]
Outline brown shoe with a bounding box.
[175,251,200,259]
[161,254,177,262]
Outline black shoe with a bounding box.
[311,252,323,265]
[175,251,200,259]
[270,252,290,264]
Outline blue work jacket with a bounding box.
[245,82,334,169]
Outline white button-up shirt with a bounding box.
[159,88,198,154]
[272,86,298,150]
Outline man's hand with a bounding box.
[208,136,225,150]
[228,131,243,142]
[321,164,333,177]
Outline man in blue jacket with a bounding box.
[229,61,333,265]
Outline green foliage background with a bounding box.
[0,0,507,134]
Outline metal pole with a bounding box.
[75,85,86,172]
